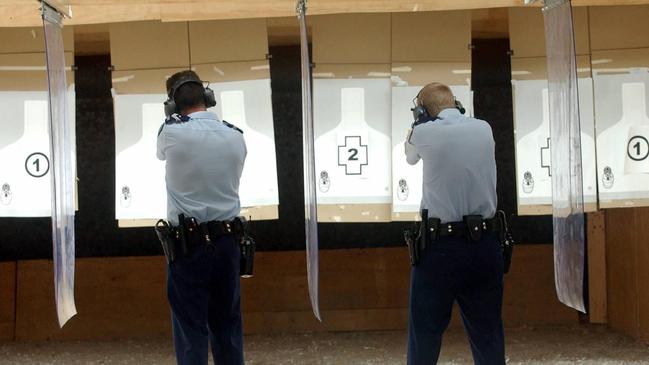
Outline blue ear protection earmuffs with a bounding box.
[164,78,217,117]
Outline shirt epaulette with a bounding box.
[165,113,191,125]
[222,120,243,134]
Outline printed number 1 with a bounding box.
[634,142,641,157]
[348,148,358,161]
[33,158,40,172]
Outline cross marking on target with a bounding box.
[337,136,368,175]
[541,138,551,177]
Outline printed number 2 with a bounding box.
[348,148,358,161]
[33,158,40,172]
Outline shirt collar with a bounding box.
[187,111,220,121]
[438,108,462,119]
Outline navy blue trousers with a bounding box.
[167,235,244,365]
[407,233,505,365]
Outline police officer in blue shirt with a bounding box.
[405,82,505,365]
[157,70,247,365]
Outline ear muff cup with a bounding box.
[204,86,216,108]
[411,105,429,121]
[164,99,177,117]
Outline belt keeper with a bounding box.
[203,225,211,243]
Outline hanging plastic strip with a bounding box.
[296,0,321,321]
[543,0,586,313]
[42,0,77,326]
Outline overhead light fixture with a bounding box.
[313,72,335,78]
[251,65,270,71]
[591,59,612,65]
[367,72,390,77]
[391,66,412,73]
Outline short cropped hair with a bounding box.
[166,70,206,113]
[417,82,456,117]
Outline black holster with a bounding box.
[233,217,256,278]
[404,225,420,266]
[155,219,177,264]
[497,211,515,274]
[404,209,429,266]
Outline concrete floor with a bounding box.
[1,325,649,364]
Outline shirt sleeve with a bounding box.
[404,128,421,165]
[156,124,166,161]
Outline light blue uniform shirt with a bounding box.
[157,111,246,226]
[405,108,497,223]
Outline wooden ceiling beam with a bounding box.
[1,0,649,27]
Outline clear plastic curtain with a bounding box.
[297,0,321,321]
[543,0,586,313]
[42,2,77,326]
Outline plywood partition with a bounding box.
[605,208,642,340]
[188,19,268,65]
[587,210,607,323]
[9,245,575,341]
[391,11,471,63]
[589,5,649,51]
[313,14,391,64]
[508,7,590,58]
[0,26,74,90]
[109,21,190,71]
[0,262,16,341]
[0,26,74,54]
[636,207,649,342]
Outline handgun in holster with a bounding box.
[404,225,420,266]
[497,210,515,274]
[155,219,177,264]
[404,209,431,266]
[233,217,256,278]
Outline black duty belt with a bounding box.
[182,217,236,249]
[426,215,503,242]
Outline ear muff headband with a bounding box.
[164,78,217,117]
